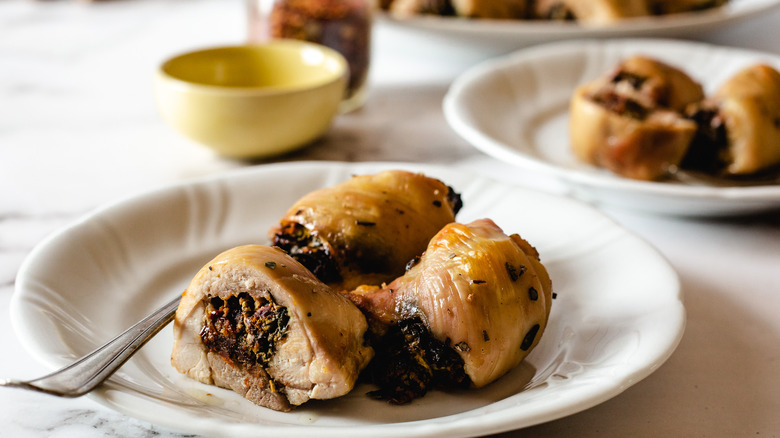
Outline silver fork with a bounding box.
[1,295,180,397]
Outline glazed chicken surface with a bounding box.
[347,218,553,403]
[269,170,462,291]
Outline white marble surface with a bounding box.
[2,1,780,436]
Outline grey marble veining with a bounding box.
[5,397,187,437]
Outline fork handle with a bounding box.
[4,295,181,397]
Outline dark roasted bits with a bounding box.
[611,71,648,90]
[366,318,470,404]
[520,324,540,351]
[446,186,463,215]
[200,292,290,369]
[271,221,341,284]
[505,262,526,282]
[592,89,650,120]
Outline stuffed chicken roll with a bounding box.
[682,64,780,176]
[270,170,462,291]
[348,219,553,403]
[171,245,373,411]
[569,56,704,180]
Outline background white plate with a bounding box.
[12,162,684,437]
[378,0,780,48]
[444,39,780,216]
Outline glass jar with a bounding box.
[248,0,372,113]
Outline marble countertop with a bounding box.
[2,1,780,436]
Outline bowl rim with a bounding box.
[155,40,349,96]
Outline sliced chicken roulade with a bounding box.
[570,56,704,180]
[682,64,780,176]
[171,245,374,411]
[269,170,462,291]
[347,219,553,403]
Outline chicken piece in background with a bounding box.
[569,56,704,180]
[682,64,780,176]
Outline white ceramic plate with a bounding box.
[379,0,780,46]
[12,162,684,437]
[444,39,780,216]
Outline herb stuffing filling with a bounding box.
[271,222,341,284]
[366,317,470,404]
[200,292,290,370]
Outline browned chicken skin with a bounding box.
[269,170,462,291]
[347,219,553,403]
[171,170,560,409]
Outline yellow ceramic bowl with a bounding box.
[155,41,348,159]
